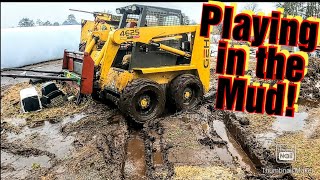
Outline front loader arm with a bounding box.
[98,36,121,87]
[111,25,198,45]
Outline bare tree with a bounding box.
[36,19,43,26]
[305,2,320,18]
[277,2,319,18]
[276,2,303,17]
[18,18,35,27]
[42,20,52,26]
[182,13,190,25]
[241,3,261,14]
[62,14,80,25]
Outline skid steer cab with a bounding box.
[63,4,211,124]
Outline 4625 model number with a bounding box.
[120,29,140,37]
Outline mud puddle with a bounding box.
[255,132,279,149]
[272,112,308,132]
[124,131,147,179]
[161,107,257,178]
[153,151,163,166]
[1,113,87,180]
[4,113,86,159]
[211,120,257,173]
[1,151,51,179]
[256,112,308,149]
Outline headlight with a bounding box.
[131,5,137,11]
[116,8,121,14]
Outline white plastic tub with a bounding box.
[20,87,42,113]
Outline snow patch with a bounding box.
[1,25,81,68]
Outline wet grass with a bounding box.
[166,127,184,141]
[174,165,243,179]
[272,108,320,179]
[246,113,276,134]
[164,119,201,149]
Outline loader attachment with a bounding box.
[1,67,78,84]
[62,50,95,95]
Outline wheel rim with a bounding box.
[183,87,193,101]
[139,95,151,109]
[134,90,157,116]
[182,85,197,105]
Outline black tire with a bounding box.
[91,88,101,102]
[118,79,165,124]
[168,74,204,111]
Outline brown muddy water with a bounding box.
[4,113,86,158]
[212,120,258,173]
[1,113,86,179]
[124,130,164,179]
[124,131,147,179]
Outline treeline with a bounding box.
[276,2,320,18]
[18,14,80,27]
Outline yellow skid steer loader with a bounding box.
[62,4,211,123]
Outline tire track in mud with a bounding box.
[143,120,174,179]
[124,117,176,180]
[147,103,297,179]
[121,59,320,180]
[124,106,256,179]
[95,131,127,180]
[57,106,129,180]
[1,142,56,159]
[221,111,295,179]
[200,94,296,179]
[124,130,147,179]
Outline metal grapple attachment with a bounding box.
[62,50,95,95]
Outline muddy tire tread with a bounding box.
[168,74,204,111]
[119,78,165,124]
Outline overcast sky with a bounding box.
[1,2,277,28]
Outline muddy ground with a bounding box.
[1,58,320,179]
